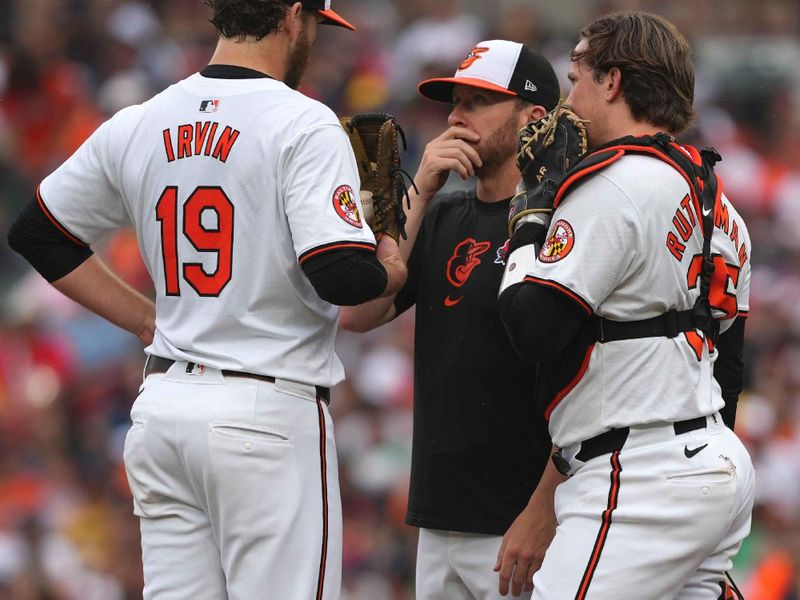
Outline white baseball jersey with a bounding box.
[524,153,751,447]
[38,73,376,387]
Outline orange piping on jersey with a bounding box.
[554,149,624,208]
[298,241,376,265]
[738,310,749,318]
[315,398,329,600]
[574,451,622,600]
[523,275,593,315]
[36,187,88,247]
[544,342,595,420]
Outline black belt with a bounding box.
[144,356,330,403]
[552,416,708,475]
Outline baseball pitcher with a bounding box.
[8,1,407,598]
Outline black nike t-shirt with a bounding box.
[394,189,551,535]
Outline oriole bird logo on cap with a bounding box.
[459,46,489,71]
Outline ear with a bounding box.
[518,103,547,128]
[284,2,305,39]
[605,67,623,102]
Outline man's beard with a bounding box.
[474,117,519,179]
[284,22,312,90]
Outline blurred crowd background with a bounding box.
[0,0,799,598]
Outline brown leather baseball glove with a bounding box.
[340,113,411,242]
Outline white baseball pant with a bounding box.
[416,528,529,600]
[532,413,754,600]
[123,361,341,599]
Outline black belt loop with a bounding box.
[316,387,331,404]
[143,356,331,404]
[575,427,630,462]
[673,416,706,435]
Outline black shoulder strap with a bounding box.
[569,134,722,344]
[690,147,722,342]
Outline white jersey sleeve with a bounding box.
[281,123,376,264]
[527,173,642,314]
[39,109,136,243]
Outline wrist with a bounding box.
[411,183,437,206]
[379,254,407,297]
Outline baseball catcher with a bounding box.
[340,112,413,242]
[508,101,589,237]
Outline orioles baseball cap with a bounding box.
[418,40,559,110]
[297,0,356,31]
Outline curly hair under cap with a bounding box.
[205,0,292,41]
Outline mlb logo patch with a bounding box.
[199,99,220,113]
[185,362,207,376]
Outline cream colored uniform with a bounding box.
[38,72,376,599]
[504,153,754,599]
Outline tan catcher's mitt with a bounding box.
[508,102,589,236]
[340,113,412,242]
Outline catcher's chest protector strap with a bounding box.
[560,133,723,344]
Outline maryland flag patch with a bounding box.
[332,184,362,228]
[539,219,575,263]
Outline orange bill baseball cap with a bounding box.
[298,0,356,31]
[419,40,559,110]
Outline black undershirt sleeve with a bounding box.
[498,222,589,363]
[498,274,589,364]
[714,317,746,429]
[7,195,93,282]
[301,247,388,306]
[393,228,422,317]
